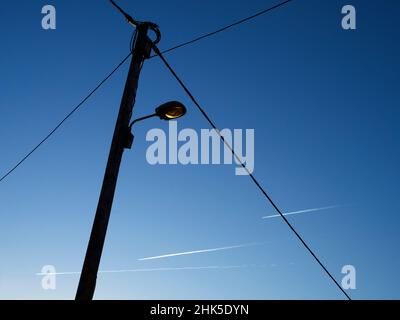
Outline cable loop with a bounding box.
[142,21,161,45]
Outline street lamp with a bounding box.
[129,101,187,127]
[126,101,186,149]
[125,101,186,149]
[76,0,187,302]
[76,1,186,302]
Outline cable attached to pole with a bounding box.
[151,44,352,301]
[109,0,139,27]
[151,0,294,57]
[0,52,132,184]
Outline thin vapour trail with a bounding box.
[138,242,267,261]
[36,265,254,276]
[262,205,343,219]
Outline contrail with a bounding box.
[35,265,253,276]
[138,242,266,261]
[262,205,343,219]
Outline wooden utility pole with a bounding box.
[75,23,152,300]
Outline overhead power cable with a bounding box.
[152,0,294,57]
[151,44,352,301]
[0,53,132,183]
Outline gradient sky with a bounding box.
[0,0,399,300]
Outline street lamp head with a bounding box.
[155,101,187,120]
[129,101,187,128]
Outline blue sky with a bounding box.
[0,0,399,299]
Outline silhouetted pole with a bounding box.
[75,23,151,300]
